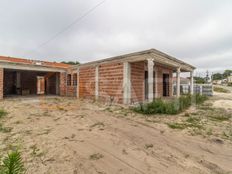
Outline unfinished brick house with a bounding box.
[0,49,195,104]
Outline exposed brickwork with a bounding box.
[99,63,123,103]
[131,61,145,103]
[60,72,67,96]
[0,68,3,99]
[79,66,95,99]
[155,65,173,98]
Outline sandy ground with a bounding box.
[0,94,232,174]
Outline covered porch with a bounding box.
[122,49,195,104]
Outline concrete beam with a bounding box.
[0,62,66,72]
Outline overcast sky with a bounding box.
[0,0,231,74]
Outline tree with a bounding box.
[223,70,232,78]
[194,77,205,84]
[61,61,80,65]
[212,73,223,80]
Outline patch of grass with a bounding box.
[89,153,104,160]
[145,144,153,149]
[167,123,187,130]
[0,124,12,133]
[133,94,208,115]
[167,117,203,130]
[0,109,7,119]
[213,86,230,93]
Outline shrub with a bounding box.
[213,87,230,93]
[0,151,25,174]
[133,94,208,115]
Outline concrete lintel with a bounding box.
[0,62,67,72]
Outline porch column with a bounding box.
[190,71,194,95]
[0,68,3,99]
[147,58,154,102]
[123,62,131,104]
[176,67,181,97]
[77,67,80,98]
[95,65,99,100]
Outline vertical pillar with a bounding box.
[176,67,181,97]
[190,71,194,95]
[0,68,3,99]
[95,65,99,100]
[147,58,154,102]
[77,67,80,98]
[123,62,131,104]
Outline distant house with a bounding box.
[228,75,232,83]
[173,77,190,85]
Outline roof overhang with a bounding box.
[0,61,67,72]
[77,49,196,72]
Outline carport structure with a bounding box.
[0,56,70,99]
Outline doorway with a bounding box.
[163,74,169,96]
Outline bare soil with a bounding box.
[0,94,232,174]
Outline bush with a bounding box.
[133,94,208,115]
[0,151,25,174]
[213,87,230,93]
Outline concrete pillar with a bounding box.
[176,67,181,97]
[147,58,154,102]
[0,68,3,99]
[95,66,99,100]
[123,62,131,104]
[190,71,194,95]
[77,67,80,98]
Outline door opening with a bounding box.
[163,74,169,96]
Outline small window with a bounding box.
[73,73,77,86]
[67,74,72,86]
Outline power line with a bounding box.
[25,0,106,57]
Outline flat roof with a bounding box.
[77,49,196,71]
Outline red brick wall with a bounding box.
[60,72,67,96]
[0,68,3,99]
[98,63,124,103]
[79,66,95,99]
[131,61,145,103]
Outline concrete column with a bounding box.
[190,71,194,95]
[123,62,131,104]
[77,67,80,98]
[176,67,181,97]
[95,66,99,100]
[0,68,3,99]
[147,58,154,102]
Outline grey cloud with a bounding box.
[0,0,231,73]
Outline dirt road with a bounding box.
[0,96,232,174]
